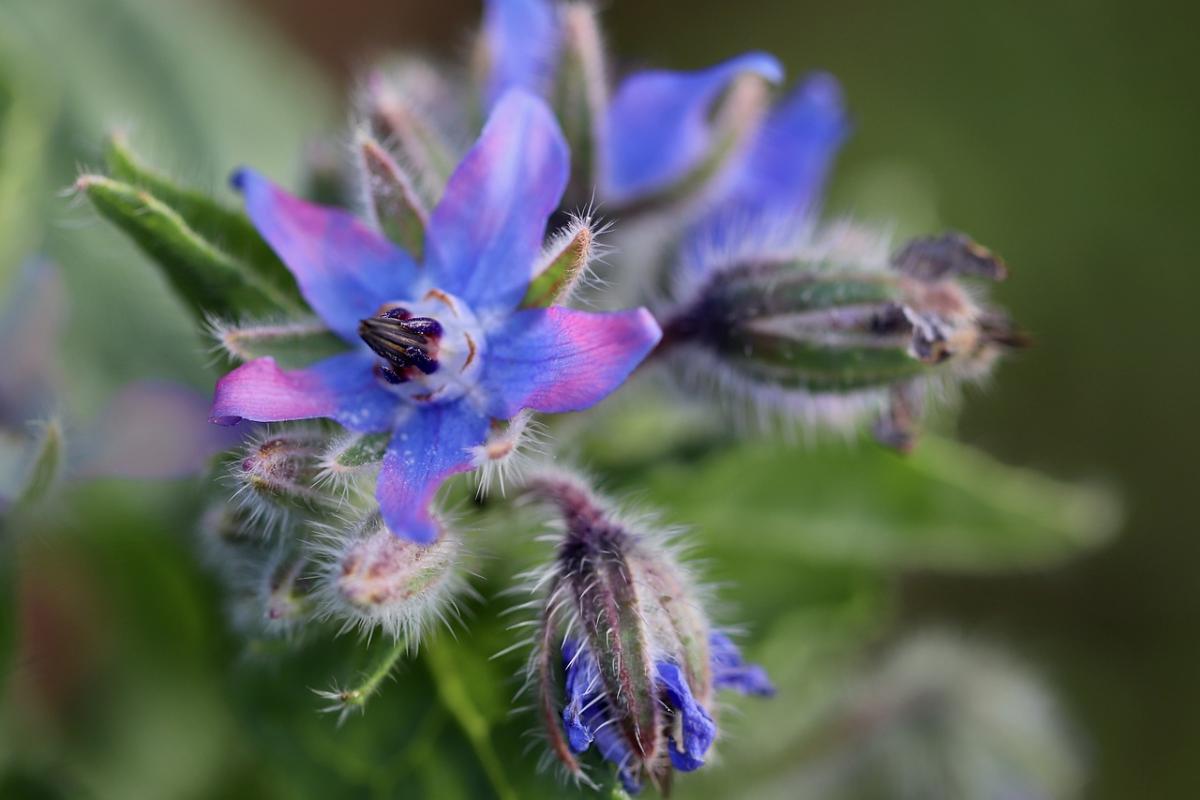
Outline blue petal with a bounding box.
[656,661,716,772]
[561,638,603,753]
[376,401,490,543]
[602,52,783,204]
[560,640,642,793]
[210,353,398,433]
[709,632,775,697]
[234,169,421,342]
[425,91,568,314]
[481,0,560,109]
[481,307,661,419]
[702,71,849,225]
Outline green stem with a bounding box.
[423,637,517,800]
[333,636,408,714]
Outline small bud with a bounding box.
[313,510,466,641]
[229,549,313,638]
[197,502,265,566]
[358,62,461,201]
[661,223,1025,449]
[521,470,771,793]
[230,427,331,527]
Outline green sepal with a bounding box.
[520,223,591,309]
[212,317,348,369]
[356,133,428,259]
[323,432,389,474]
[104,134,306,309]
[80,174,301,319]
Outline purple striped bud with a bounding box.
[522,470,771,793]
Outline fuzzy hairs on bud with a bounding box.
[310,509,469,643]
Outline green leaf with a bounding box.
[211,317,347,368]
[14,418,64,511]
[521,222,592,309]
[104,134,306,309]
[638,435,1120,571]
[79,174,301,319]
[0,48,54,290]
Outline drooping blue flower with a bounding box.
[210,91,662,543]
[560,632,773,793]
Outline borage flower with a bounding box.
[210,91,661,543]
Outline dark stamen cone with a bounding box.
[358,311,442,376]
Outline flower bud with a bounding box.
[314,510,465,641]
[231,427,331,526]
[357,61,461,200]
[230,549,313,638]
[522,470,771,793]
[661,223,1026,449]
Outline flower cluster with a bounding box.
[75,0,1032,794]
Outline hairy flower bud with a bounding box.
[314,511,466,641]
[521,470,772,793]
[661,223,1026,449]
[229,549,314,638]
[230,427,332,526]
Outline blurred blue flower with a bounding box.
[481,0,786,205]
[210,91,661,543]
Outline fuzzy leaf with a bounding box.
[356,134,428,259]
[639,435,1120,571]
[213,318,347,369]
[104,134,306,309]
[521,224,591,309]
[80,174,301,319]
[14,418,63,511]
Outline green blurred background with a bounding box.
[1,0,1196,797]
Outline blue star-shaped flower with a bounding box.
[210,91,661,543]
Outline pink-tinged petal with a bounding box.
[602,52,783,204]
[234,169,420,341]
[425,91,568,313]
[78,382,242,479]
[481,0,560,109]
[482,307,662,418]
[210,354,397,433]
[702,72,848,226]
[377,402,490,543]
